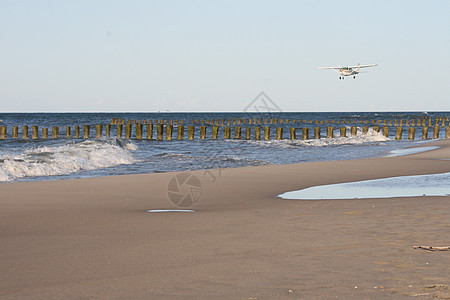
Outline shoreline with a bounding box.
[1,140,450,298]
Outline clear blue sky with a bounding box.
[1,0,449,112]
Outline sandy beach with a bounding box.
[1,140,450,299]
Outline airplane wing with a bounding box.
[349,64,378,69]
[317,66,340,69]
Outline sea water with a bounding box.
[0,112,446,182]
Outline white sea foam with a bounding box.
[240,127,390,148]
[0,139,137,182]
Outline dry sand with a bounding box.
[1,140,450,299]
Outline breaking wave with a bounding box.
[0,139,137,182]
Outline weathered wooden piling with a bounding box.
[43,128,49,139]
[52,126,59,139]
[65,126,71,138]
[373,126,380,133]
[103,125,109,138]
[224,127,231,139]
[235,127,242,139]
[22,126,29,139]
[422,127,429,139]
[212,126,219,139]
[177,125,184,140]
[135,124,143,139]
[32,126,39,139]
[156,124,163,140]
[383,127,389,138]
[340,127,346,137]
[302,128,309,140]
[198,126,205,139]
[166,125,173,140]
[351,126,357,136]
[146,124,153,139]
[446,127,450,139]
[276,127,283,140]
[314,127,321,139]
[116,124,123,138]
[0,126,6,139]
[125,124,132,139]
[290,128,296,140]
[362,127,369,134]
[395,127,402,140]
[264,127,270,140]
[408,127,415,140]
[83,125,90,139]
[75,126,80,138]
[433,126,439,139]
[326,127,333,138]
[246,127,251,140]
[95,125,103,138]
[186,126,194,140]
[12,126,18,139]
[255,127,261,140]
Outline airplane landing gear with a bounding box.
[353,76,356,79]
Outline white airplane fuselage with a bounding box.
[340,69,358,76]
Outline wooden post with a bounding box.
[212,126,219,139]
[32,126,39,139]
[52,126,59,139]
[156,125,163,140]
[125,124,132,139]
[166,125,173,140]
[75,126,80,138]
[199,126,206,139]
[224,127,231,139]
[177,125,184,140]
[0,126,6,139]
[117,124,123,138]
[135,124,143,139]
[446,127,450,139]
[362,127,369,134]
[95,125,103,138]
[408,127,416,140]
[254,127,261,140]
[146,124,153,139]
[42,128,49,139]
[22,126,29,139]
[105,125,110,138]
[245,127,251,140]
[84,125,90,139]
[290,128,296,140]
[234,127,241,139]
[383,127,389,138]
[12,126,18,139]
[340,127,346,137]
[302,128,309,140]
[326,127,333,138]
[276,127,283,140]
[373,126,380,133]
[351,126,357,136]
[66,126,71,138]
[187,126,194,140]
[433,126,439,139]
[422,127,429,139]
[395,127,403,140]
[314,127,320,139]
[264,127,270,140]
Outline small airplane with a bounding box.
[317,63,378,79]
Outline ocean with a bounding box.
[0,112,447,183]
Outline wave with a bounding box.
[0,139,137,182]
[237,128,390,148]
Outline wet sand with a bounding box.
[1,140,450,299]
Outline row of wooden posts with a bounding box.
[112,117,450,128]
[1,124,450,141]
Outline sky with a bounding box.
[1,0,449,112]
